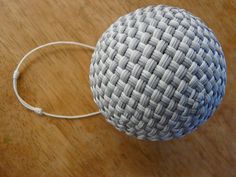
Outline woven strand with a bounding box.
[13,41,100,119]
[90,5,226,140]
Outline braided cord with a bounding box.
[13,41,100,119]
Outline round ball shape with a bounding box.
[89,5,226,140]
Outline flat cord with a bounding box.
[13,41,101,119]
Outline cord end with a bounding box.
[33,107,43,115]
[13,70,20,80]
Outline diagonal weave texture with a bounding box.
[89,5,227,140]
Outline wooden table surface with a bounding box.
[0,0,236,177]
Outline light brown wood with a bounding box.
[0,0,236,177]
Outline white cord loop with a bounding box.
[13,41,101,119]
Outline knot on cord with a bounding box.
[33,107,43,115]
[13,70,20,80]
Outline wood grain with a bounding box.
[0,0,236,177]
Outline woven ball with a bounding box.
[89,5,227,140]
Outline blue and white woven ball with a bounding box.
[89,5,227,140]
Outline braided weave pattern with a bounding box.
[89,5,226,140]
